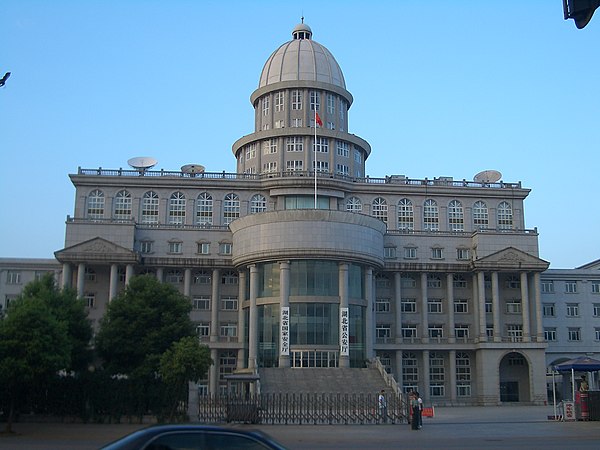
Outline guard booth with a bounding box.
[224,371,261,424]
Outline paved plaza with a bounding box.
[0,406,598,449]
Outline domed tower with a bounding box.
[232,22,371,178]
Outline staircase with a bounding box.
[259,367,389,395]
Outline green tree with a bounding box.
[0,298,71,433]
[19,274,93,372]
[159,336,212,421]
[95,275,195,378]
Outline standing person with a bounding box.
[580,375,589,392]
[378,389,387,424]
[416,391,423,428]
[410,392,419,430]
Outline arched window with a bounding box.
[346,196,362,213]
[196,192,213,225]
[223,193,240,225]
[168,191,186,225]
[398,198,414,230]
[141,191,159,224]
[423,199,439,231]
[87,189,104,219]
[473,201,488,230]
[113,190,132,220]
[250,194,267,214]
[448,200,464,232]
[372,197,388,224]
[497,201,513,230]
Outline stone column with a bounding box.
[449,350,457,403]
[520,272,531,342]
[76,263,85,298]
[533,272,544,342]
[109,264,118,301]
[477,272,487,342]
[61,263,71,289]
[125,264,134,285]
[396,350,403,390]
[209,348,218,395]
[248,265,259,369]
[365,267,375,359]
[422,350,430,403]
[237,270,247,370]
[338,263,350,368]
[420,272,429,343]
[446,273,455,344]
[184,268,192,297]
[394,272,403,344]
[279,261,291,368]
[491,272,501,342]
[156,267,164,282]
[210,269,220,343]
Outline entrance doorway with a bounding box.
[500,381,519,402]
[291,350,338,367]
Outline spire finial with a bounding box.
[301,16,304,24]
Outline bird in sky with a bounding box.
[0,72,11,87]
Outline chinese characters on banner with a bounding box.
[340,307,349,356]
[280,307,290,356]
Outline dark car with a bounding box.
[99,424,288,450]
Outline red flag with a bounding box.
[315,112,323,127]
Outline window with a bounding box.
[402,352,419,386]
[197,242,210,254]
[456,352,471,396]
[506,275,520,289]
[453,274,467,288]
[431,247,443,260]
[193,270,211,284]
[192,296,210,310]
[594,304,600,317]
[595,328,600,341]
[507,324,523,342]
[196,192,213,225]
[485,302,492,313]
[263,138,277,155]
[336,164,349,176]
[221,296,238,311]
[275,91,284,112]
[565,281,577,293]
[566,303,579,317]
[372,197,388,224]
[354,148,361,163]
[196,323,210,337]
[141,191,159,224]
[543,303,555,317]
[375,274,391,288]
[83,293,95,309]
[166,269,183,283]
[292,89,302,110]
[497,201,513,230]
[286,160,303,171]
[473,201,488,230]
[84,267,96,282]
[6,271,21,284]
[336,140,349,157]
[428,299,443,313]
[376,298,391,312]
[456,248,470,260]
[327,93,335,114]
[423,199,439,231]
[219,242,233,255]
[140,240,153,253]
[544,328,556,341]
[314,160,329,173]
[310,90,320,111]
[346,196,362,213]
[383,247,396,259]
[250,194,267,213]
[404,247,417,259]
[448,200,464,232]
[568,327,581,341]
[87,189,105,219]
[220,323,238,338]
[262,95,269,116]
[376,324,392,340]
[168,191,186,225]
[428,326,444,338]
[454,299,469,313]
[221,270,238,285]
[326,121,335,130]
[275,119,284,128]
[168,241,182,254]
[592,281,600,294]
[286,136,303,152]
[398,198,414,231]
[401,275,416,288]
[401,298,416,313]
[506,300,522,314]
[429,353,445,396]
[222,193,240,225]
[402,325,418,338]
[427,275,442,288]
[245,143,257,160]
[455,325,470,339]
[113,190,132,220]
[541,280,554,293]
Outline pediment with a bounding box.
[473,247,549,271]
[577,258,600,270]
[55,237,139,263]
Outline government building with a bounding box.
[3,23,554,405]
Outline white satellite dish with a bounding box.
[474,169,502,184]
[127,156,157,171]
[181,164,205,174]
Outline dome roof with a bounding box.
[258,23,346,89]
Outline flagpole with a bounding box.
[314,108,318,209]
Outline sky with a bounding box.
[1,1,598,269]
